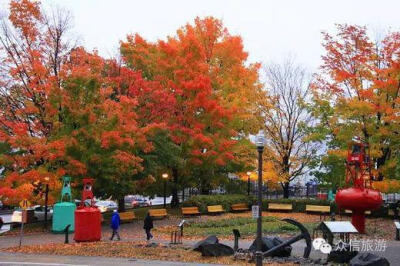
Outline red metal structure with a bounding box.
[74,178,101,242]
[335,138,382,233]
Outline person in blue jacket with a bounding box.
[110,210,121,241]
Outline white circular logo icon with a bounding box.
[320,243,332,254]
[312,238,326,250]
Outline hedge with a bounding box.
[183,195,393,217]
[183,195,333,213]
[183,194,254,213]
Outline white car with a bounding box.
[32,205,53,221]
[11,205,53,223]
[95,200,118,213]
[11,209,24,223]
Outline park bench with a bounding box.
[231,203,249,212]
[149,208,168,219]
[119,211,135,223]
[306,205,330,220]
[268,203,293,212]
[207,205,224,214]
[181,207,200,216]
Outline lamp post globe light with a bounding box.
[255,132,265,266]
[162,173,169,208]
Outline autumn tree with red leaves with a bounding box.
[120,17,264,206]
[0,1,154,208]
[0,2,264,207]
[311,24,400,185]
[0,0,75,204]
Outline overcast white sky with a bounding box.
[2,0,400,72]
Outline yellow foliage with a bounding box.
[372,180,400,193]
[237,159,284,185]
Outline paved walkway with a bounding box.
[1,219,400,265]
[0,252,215,266]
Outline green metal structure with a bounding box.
[52,176,76,233]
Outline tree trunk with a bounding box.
[171,168,179,208]
[283,182,290,198]
[376,147,390,180]
[182,187,185,202]
[118,198,125,212]
[282,156,291,199]
[200,177,211,195]
[201,187,210,195]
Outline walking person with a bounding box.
[144,212,153,241]
[110,210,121,241]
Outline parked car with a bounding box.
[11,208,24,223]
[11,205,53,222]
[131,197,151,208]
[75,199,93,207]
[32,205,53,221]
[95,200,118,213]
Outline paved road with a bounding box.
[0,197,171,225]
[0,252,215,266]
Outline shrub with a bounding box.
[189,216,277,228]
[183,194,254,213]
[183,195,393,217]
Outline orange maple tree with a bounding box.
[120,17,263,204]
[0,0,153,205]
[0,2,264,206]
[311,24,400,183]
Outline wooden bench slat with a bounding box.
[182,207,200,215]
[231,203,249,211]
[268,203,293,211]
[306,205,330,213]
[119,211,135,222]
[207,205,224,213]
[149,208,168,218]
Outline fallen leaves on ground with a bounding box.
[3,241,295,266]
[2,226,49,237]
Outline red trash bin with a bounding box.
[74,178,101,242]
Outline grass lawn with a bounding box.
[156,216,318,238]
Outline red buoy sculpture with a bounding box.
[335,138,382,233]
[74,178,101,242]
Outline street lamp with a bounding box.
[246,172,251,196]
[44,177,50,230]
[162,173,169,208]
[255,132,265,266]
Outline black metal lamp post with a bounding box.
[255,133,265,266]
[44,177,49,230]
[247,172,251,196]
[162,173,168,208]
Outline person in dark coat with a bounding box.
[143,212,153,241]
[110,210,121,240]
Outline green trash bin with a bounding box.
[52,176,76,233]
